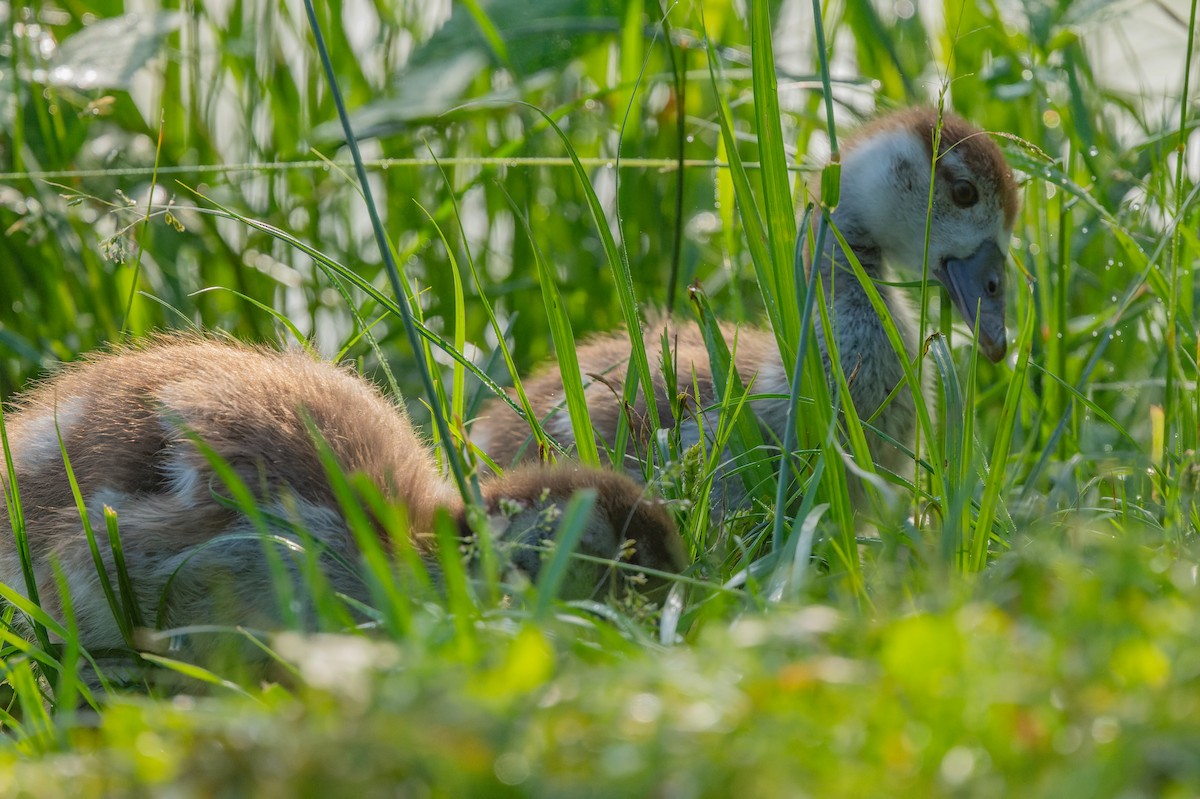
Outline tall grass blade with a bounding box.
[437,173,556,462]
[513,102,661,436]
[969,279,1035,570]
[749,0,799,327]
[532,489,598,621]
[432,508,479,663]
[137,653,252,697]
[55,425,136,647]
[301,0,470,500]
[508,196,600,467]
[702,24,795,370]
[0,404,53,657]
[928,333,969,564]
[689,288,774,498]
[826,219,943,503]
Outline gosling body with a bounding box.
[0,336,684,661]
[472,108,1019,504]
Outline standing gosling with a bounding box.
[472,108,1020,506]
[0,336,685,661]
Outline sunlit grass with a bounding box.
[0,0,1198,792]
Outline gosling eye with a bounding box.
[951,180,979,208]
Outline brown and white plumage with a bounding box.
[472,108,1019,504]
[0,336,684,662]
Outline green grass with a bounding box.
[2,0,1200,793]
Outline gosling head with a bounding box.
[476,465,686,599]
[839,108,1020,361]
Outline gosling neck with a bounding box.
[813,204,885,300]
[813,204,917,353]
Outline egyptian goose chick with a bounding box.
[0,336,684,663]
[472,108,1019,505]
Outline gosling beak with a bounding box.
[936,241,1008,362]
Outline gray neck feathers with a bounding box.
[814,205,917,357]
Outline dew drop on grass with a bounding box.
[1087,146,1100,158]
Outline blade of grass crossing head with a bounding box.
[533,489,598,621]
[771,217,844,565]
